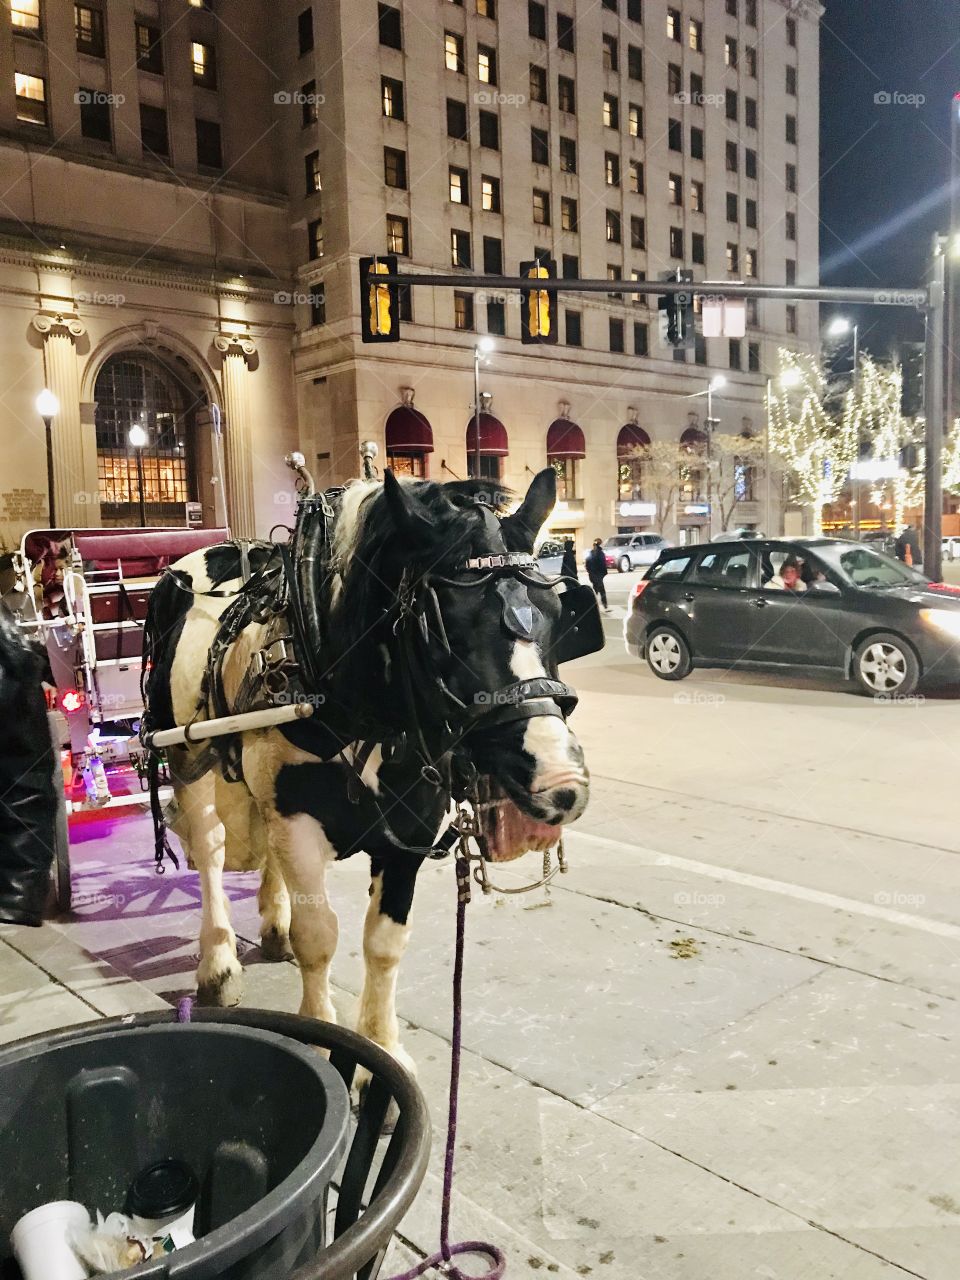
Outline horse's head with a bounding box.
[333,468,591,860]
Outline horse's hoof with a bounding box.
[259,928,295,962]
[196,966,243,1007]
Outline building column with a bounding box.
[31,313,96,528]
[214,333,257,538]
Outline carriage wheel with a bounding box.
[47,712,71,913]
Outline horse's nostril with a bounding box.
[553,787,578,812]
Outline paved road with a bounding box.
[2,595,958,1279]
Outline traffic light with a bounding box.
[657,269,695,349]
[359,255,400,342]
[519,258,558,344]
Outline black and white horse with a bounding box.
[142,468,589,1075]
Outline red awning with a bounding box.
[680,426,708,449]
[385,405,434,453]
[617,424,650,453]
[546,418,586,459]
[465,413,509,456]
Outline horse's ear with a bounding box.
[501,467,556,552]
[382,468,433,542]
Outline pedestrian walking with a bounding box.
[894,524,921,568]
[560,538,578,582]
[585,538,611,612]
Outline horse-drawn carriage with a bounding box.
[2,524,227,905]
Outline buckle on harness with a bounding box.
[253,638,290,675]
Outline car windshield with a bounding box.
[606,536,631,547]
[815,544,927,589]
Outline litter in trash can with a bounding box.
[69,1210,176,1273]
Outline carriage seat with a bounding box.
[73,527,230,578]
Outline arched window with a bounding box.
[679,425,708,503]
[617,424,650,500]
[94,351,205,526]
[546,417,585,500]
[465,412,508,482]
[385,402,434,477]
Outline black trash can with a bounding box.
[0,1021,351,1279]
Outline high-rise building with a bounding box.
[0,0,820,550]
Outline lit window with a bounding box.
[605,152,620,186]
[745,248,757,277]
[306,149,322,192]
[745,46,757,77]
[308,215,323,259]
[690,180,704,212]
[192,41,216,88]
[726,243,739,273]
[603,94,618,128]
[606,209,621,243]
[451,228,471,268]
[666,8,680,41]
[136,23,163,74]
[14,72,46,124]
[668,173,682,205]
[477,0,495,15]
[629,161,643,193]
[628,103,641,137]
[75,5,105,56]
[454,291,474,330]
[382,76,404,119]
[688,18,702,50]
[669,227,683,258]
[387,214,409,255]
[481,175,500,211]
[725,37,737,67]
[445,31,464,72]
[478,45,496,83]
[532,188,550,225]
[449,166,469,204]
[11,0,40,32]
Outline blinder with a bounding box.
[554,583,606,665]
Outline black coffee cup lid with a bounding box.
[126,1159,198,1219]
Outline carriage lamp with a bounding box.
[36,389,60,525]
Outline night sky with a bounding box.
[819,0,960,357]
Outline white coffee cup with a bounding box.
[129,1202,195,1249]
[10,1200,91,1280]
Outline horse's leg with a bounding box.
[265,810,338,1021]
[258,854,293,961]
[175,770,243,1007]
[356,854,421,1077]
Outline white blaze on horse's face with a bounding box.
[509,639,589,824]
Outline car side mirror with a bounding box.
[806,580,840,595]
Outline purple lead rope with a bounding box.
[384,856,505,1280]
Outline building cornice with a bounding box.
[0,134,288,208]
[0,230,294,303]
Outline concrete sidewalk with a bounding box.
[2,646,958,1279]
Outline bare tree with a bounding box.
[710,433,767,532]
[622,442,684,530]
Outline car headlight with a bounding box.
[920,608,960,639]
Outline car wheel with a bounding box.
[645,626,692,681]
[853,633,919,698]
[619,555,631,573]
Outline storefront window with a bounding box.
[550,456,578,500]
[387,451,427,478]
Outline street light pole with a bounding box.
[129,423,148,528]
[36,389,60,527]
[472,337,494,480]
[924,240,947,581]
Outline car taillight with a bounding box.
[630,580,650,600]
[60,689,86,714]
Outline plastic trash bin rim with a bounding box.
[0,1020,351,1280]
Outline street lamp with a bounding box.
[827,315,859,388]
[472,336,495,480]
[128,422,148,528]
[36,389,60,526]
